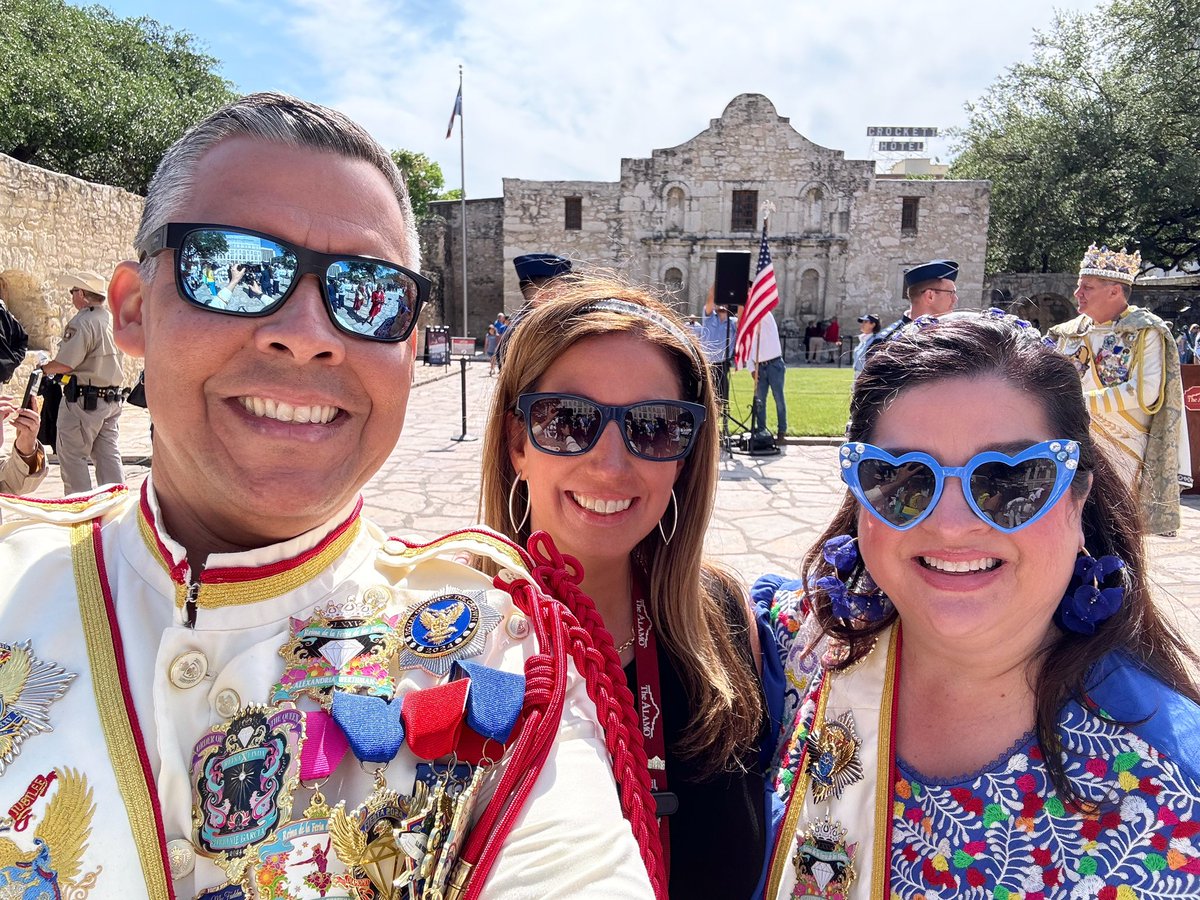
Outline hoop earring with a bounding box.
[657,489,678,546]
[507,474,530,533]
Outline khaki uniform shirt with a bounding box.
[55,304,124,386]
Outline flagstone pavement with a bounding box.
[15,359,1200,653]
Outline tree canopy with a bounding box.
[951,0,1200,273]
[390,149,461,219]
[0,0,237,194]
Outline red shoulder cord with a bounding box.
[458,532,667,900]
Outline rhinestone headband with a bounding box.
[581,298,704,370]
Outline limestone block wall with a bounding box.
[0,154,143,386]
[845,179,991,324]
[501,179,622,310]
[425,196,506,342]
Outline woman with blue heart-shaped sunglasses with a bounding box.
[757,311,1200,900]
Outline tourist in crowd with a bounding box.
[479,275,781,899]
[852,313,882,373]
[756,311,1200,898]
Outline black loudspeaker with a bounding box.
[714,251,751,308]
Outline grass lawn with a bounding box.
[727,366,854,437]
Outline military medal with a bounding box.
[329,769,430,900]
[398,590,501,677]
[256,711,353,899]
[426,764,487,900]
[806,710,863,803]
[192,705,305,881]
[791,816,857,899]
[0,640,76,776]
[0,768,99,898]
[274,594,402,707]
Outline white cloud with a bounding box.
[243,0,1101,196]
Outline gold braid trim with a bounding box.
[870,625,901,898]
[384,528,527,572]
[70,522,172,899]
[764,671,831,899]
[137,511,363,609]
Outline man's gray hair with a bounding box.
[136,92,418,279]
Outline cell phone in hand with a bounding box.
[21,369,43,410]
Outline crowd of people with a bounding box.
[0,91,1197,900]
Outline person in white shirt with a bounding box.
[748,310,787,438]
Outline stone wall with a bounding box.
[425,197,505,342]
[0,154,143,386]
[984,272,1079,328]
[847,179,991,323]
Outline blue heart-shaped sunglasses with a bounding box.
[839,440,1081,533]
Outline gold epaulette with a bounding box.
[0,484,131,525]
[379,526,531,579]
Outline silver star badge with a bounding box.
[398,590,502,677]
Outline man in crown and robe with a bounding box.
[1050,244,1192,535]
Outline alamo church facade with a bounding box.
[424,93,992,343]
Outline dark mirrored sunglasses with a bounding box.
[516,392,706,461]
[143,223,429,342]
[839,440,1080,533]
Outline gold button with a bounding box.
[166,838,195,878]
[506,614,530,640]
[214,688,241,719]
[168,651,208,690]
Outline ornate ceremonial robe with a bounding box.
[1051,306,1192,534]
[0,478,652,899]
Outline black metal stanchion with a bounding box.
[451,356,478,442]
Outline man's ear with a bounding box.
[109,261,146,357]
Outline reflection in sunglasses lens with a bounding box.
[859,459,937,526]
[179,230,297,315]
[177,229,419,340]
[971,459,1058,529]
[527,397,697,459]
[326,260,419,340]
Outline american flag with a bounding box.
[734,222,780,368]
[446,86,462,139]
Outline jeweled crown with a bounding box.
[808,815,847,845]
[1079,243,1140,285]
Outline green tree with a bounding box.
[951,0,1200,273]
[390,149,460,219]
[0,0,237,194]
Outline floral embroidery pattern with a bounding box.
[892,704,1200,898]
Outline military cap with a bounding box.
[858,314,881,327]
[903,259,958,288]
[513,253,572,283]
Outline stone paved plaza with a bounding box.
[12,360,1200,652]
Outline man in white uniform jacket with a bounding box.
[0,93,652,899]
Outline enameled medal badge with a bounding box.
[0,640,76,775]
[273,592,401,708]
[398,590,501,677]
[192,705,305,881]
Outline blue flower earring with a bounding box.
[814,535,893,622]
[1055,550,1126,635]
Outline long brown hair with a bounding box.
[477,274,762,773]
[802,314,1199,805]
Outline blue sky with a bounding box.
[85,0,1099,197]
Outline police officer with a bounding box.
[41,270,125,494]
[876,258,960,343]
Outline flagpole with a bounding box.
[457,64,469,339]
